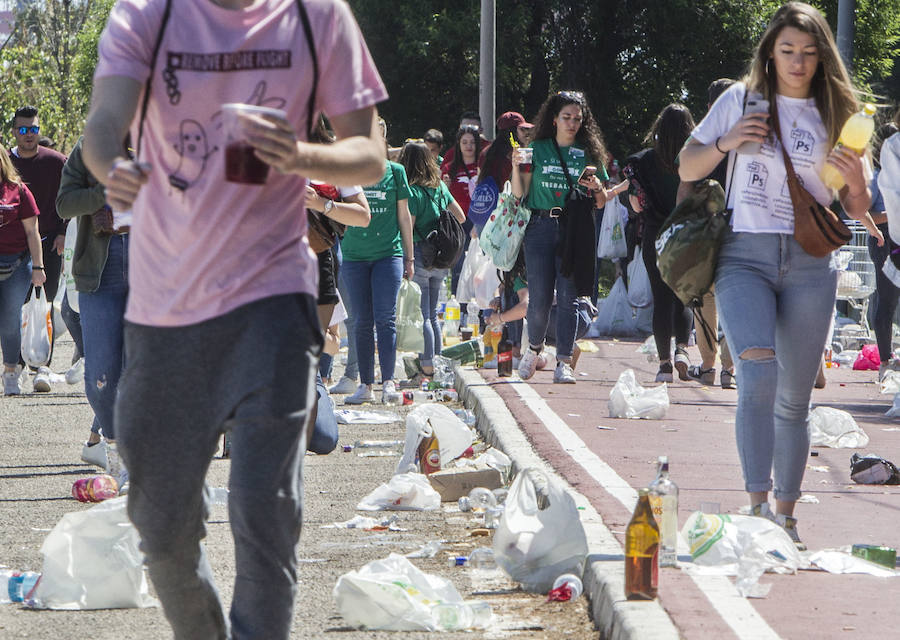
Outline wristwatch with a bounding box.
[323,199,335,215]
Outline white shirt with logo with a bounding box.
[691,83,833,234]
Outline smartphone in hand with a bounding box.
[737,92,769,155]
[578,165,597,184]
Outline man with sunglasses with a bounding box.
[9,105,68,392]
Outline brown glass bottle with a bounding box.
[497,326,513,377]
[625,488,659,600]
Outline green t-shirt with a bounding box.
[342,160,412,261]
[409,181,452,243]
[525,138,608,210]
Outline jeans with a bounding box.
[523,216,578,361]
[502,285,523,348]
[715,230,838,501]
[79,235,128,441]
[307,374,338,455]
[0,253,32,366]
[867,224,899,362]
[643,228,693,360]
[116,293,320,640]
[342,256,403,385]
[412,247,448,368]
[60,292,84,362]
[336,248,358,381]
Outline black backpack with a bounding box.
[421,187,466,269]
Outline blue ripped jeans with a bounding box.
[715,230,837,502]
[79,235,128,440]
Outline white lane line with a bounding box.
[509,380,781,640]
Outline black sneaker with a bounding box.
[655,362,674,383]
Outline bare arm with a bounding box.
[629,194,643,213]
[397,198,414,278]
[831,146,882,245]
[304,186,371,227]
[21,216,46,287]
[490,286,529,325]
[678,112,769,181]
[510,150,531,200]
[447,195,466,224]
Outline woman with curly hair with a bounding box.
[511,90,611,384]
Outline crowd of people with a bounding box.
[0,0,898,637]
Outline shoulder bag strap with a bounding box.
[769,98,801,186]
[295,0,318,139]
[135,0,172,160]
[722,85,750,206]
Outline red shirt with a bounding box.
[477,145,512,187]
[441,159,478,214]
[9,146,67,239]
[0,181,39,254]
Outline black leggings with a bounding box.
[642,228,692,360]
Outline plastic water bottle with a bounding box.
[433,600,492,630]
[458,487,498,513]
[648,456,679,568]
[547,573,583,601]
[820,104,877,191]
[1,570,41,603]
[443,296,461,340]
[467,547,497,570]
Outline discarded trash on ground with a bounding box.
[430,467,504,502]
[322,515,404,531]
[810,549,899,577]
[546,573,583,602]
[356,472,441,511]
[852,345,880,371]
[31,496,158,610]
[608,369,669,419]
[849,453,900,485]
[395,404,475,475]
[71,475,118,503]
[405,541,443,559]
[885,393,900,418]
[880,371,900,394]
[493,468,588,594]
[851,544,897,569]
[809,407,869,448]
[333,553,492,631]
[636,336,659,362]
[335,410,401,425]
[796,494,819,504]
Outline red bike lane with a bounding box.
[478,338,900,640]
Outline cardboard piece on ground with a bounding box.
[428,467,503,501]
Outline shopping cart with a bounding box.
[833,222,876,348]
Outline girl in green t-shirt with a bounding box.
[399,141,466,376]
[510,90,611,384]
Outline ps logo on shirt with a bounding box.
[790,129,814,157]
[746,161,769,191]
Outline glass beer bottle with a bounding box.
[648,456,679,567]
[497,326,513,377]
[625,488,659,600]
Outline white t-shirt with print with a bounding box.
[691,82,833,234]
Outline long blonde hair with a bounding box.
[745,2,858,148]
[0,151,21,185]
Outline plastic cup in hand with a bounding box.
[516,147,533,173]
[221,103,287,184]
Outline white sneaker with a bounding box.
[535,352,550,370]
[2,369,20,396]
[518,349,540,380]
[66,358,85,385]
[81,440,110,471]
[33,366,52,393]
[106,446,129,495]
[553,362,576,384]
[344,384,375,405]
[381,380,401,404]
[329,376,358,395]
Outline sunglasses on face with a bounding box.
[17,126,39,135]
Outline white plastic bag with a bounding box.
[885,393,900,418]
[21,287,52,368]
[492,468,588,593]
[395,404,474,475]
[63,220,79,313]
[597,198,628,258]
[808,406,869,448]
[680,511,802,577]
[334,553,485,631]
[608,369,669,419]
[356,472,441,511]
[880,370,900,394]
[626,247,652,308]
[456,237,490,305]
[395,278,425,353]
[472,255,498,308]
[32,496,158,610]
[590,278,638,337]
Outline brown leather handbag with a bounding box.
[773,107,851,257]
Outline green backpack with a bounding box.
[654,179,729,308]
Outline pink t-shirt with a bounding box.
[95,0,387,326]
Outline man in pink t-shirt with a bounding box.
[82,1,387,638]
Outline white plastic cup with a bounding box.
[221,103,287,184]
[551,573,583,600]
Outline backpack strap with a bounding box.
[135,0,172,159]
[295,0,318,138]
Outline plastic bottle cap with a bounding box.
[863,104,876,116]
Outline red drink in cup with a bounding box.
[221,103,287,185]
[517,147,533,173]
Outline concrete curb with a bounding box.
[454,365,680,640]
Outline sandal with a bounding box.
[687,364,716,385]
[721,370,737,390]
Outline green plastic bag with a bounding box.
[479,182,531,271]
[654,179,729,308]
[396,279,425,353]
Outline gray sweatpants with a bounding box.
[115,294,321,640]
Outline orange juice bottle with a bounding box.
[820,104,876,191]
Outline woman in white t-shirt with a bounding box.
[678,2,881,550]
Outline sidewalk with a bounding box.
[461,337,900,640]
